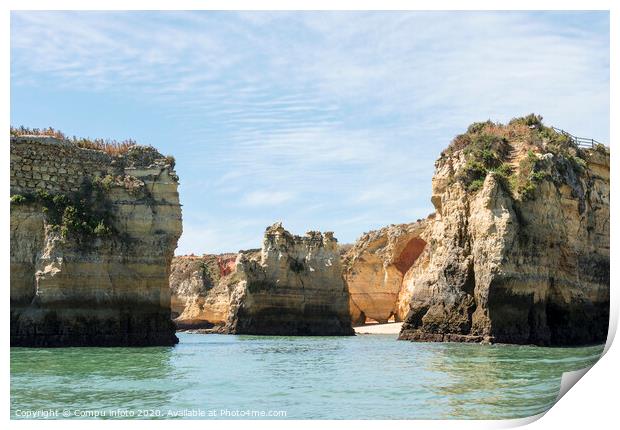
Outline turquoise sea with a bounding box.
[10,333,603,420]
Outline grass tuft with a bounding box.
[10,126,137,156]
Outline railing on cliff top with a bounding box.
[551,126,605,149]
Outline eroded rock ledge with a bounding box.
[398,116,609,346]
[10,135,182,346]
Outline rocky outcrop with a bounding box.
[343,220,430,324]
[169,224,354,335]
[169,253,239,329]
[10,135,182,346]
[399,116,609,346]
[225,223,354,335]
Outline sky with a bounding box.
[10,11,609,254]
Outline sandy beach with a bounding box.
[354,322,403,335]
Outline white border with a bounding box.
[3,1,617,429]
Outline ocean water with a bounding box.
[11,333,603,420]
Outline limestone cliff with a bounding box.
[169,253,239,329]
[10,135,182,346]
[343,219,430,324]
[399,116,609,346]
[225,223,354,335]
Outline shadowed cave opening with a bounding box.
[394,238,427,275]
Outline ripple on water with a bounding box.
[11,333,604,419]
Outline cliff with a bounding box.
[224,223,354,335]
[399,116,609,346]
[343,219,430,324]
[10,134,182,346]
[169,253,239,329]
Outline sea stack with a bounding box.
[10,135,182,346]
[225,223,354,335]
[398,115,609,346]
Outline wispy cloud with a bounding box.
[11,11,609,254]
[241,190,295,207]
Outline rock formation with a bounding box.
[224,223,354,335]
[399,116,609,346]
[169,253,239,329]
[10,135,182,346]
[343,220,430,324]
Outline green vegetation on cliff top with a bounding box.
[11,126,176,169]
[443,114,607,200]
[10,126,137,156]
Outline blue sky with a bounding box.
[11,11,609,254]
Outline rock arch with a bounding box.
[343,220,430,325]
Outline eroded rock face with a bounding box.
[169,253,240,329]
[225,223,354,335]
[343,220,429,324]
[399,119,609,346]
[10,136,182,346]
